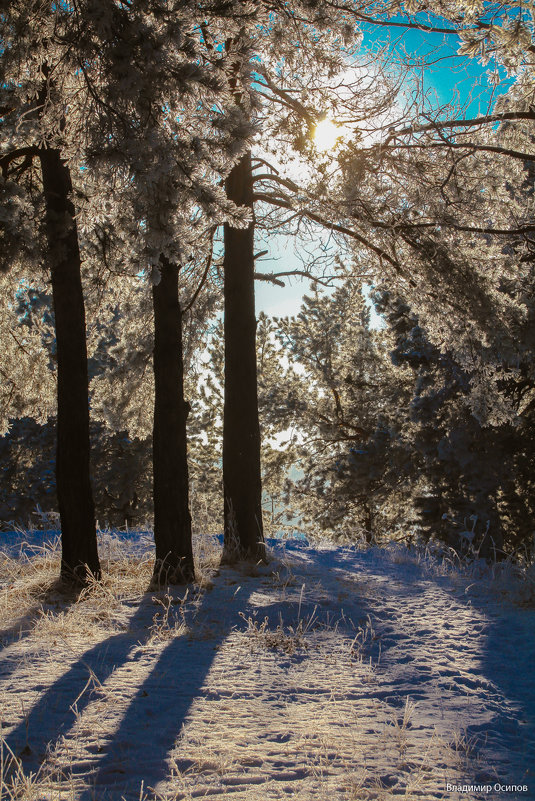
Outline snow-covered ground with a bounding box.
[0,530,534,800]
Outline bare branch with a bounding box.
[255,70,316,126]
[254,272,285,287]
[0,146,39,177]
[256,269,341,288]
[370,140,535,162]
[183,227,217,313]
[386,111,535,143]
[254,192,400,270]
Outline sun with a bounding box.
[313,118,343,152]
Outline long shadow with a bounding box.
[457,587,535,796]
[11,543,533,798]
[4,589,155,764]
[77,571,257,800]
[340,547,535,795]
[0,532,73,650]
[79,550,374,801]
[0,583,82,682]
[4,567,255,800]
[1,604,51,648]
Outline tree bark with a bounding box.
[39,147,100,584]
[152,255,195,585]
[223,152,266,562]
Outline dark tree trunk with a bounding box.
[223,152,265,562]
[39,147,100,584]
[152,255,194,585]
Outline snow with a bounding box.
[0,531,534,800]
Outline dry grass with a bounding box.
[0,733,79,801]
[384,540,535,606]
[238,605,318,655]
[0,527,224,801]
[0,531,504,801]
[0,536,64,631]
[0,529,225,646]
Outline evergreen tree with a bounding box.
[1,7,101,581]
[223,150,265,560]
[257,278,413,542]
[3,0,535,571]
[1,1,253,582]
[375,289,535,558]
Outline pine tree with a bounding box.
[1,0,254,581]
[39,145,100,580]
[223,149,265,561]
[258,278,413,542]
[0,7,102,581]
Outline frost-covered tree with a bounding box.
[201,6,409,560]
[4,0,535,574]
[259,271,534,557]
[1,6,102,581]
[374,287,535,558]
[74,3,254,583]
[1,0,252,582]
[255,278,413,541]
[210,0,535,559]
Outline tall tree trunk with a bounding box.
[223,152,265,562]
[39,147,100,584]
[152,255,194,585]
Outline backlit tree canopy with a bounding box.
[1,0,535,574]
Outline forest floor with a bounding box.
[0,530,534,801]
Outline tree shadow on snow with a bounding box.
[0,581,83,682]
[333,547,535,792]
[79,570,258,800]
[4,567,255,800]
[454,588,535,791]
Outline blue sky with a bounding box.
[255,20,513,320]
[358,12,514,109]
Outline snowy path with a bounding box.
[0,538,534,800]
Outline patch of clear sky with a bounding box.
[255,18,514,321]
